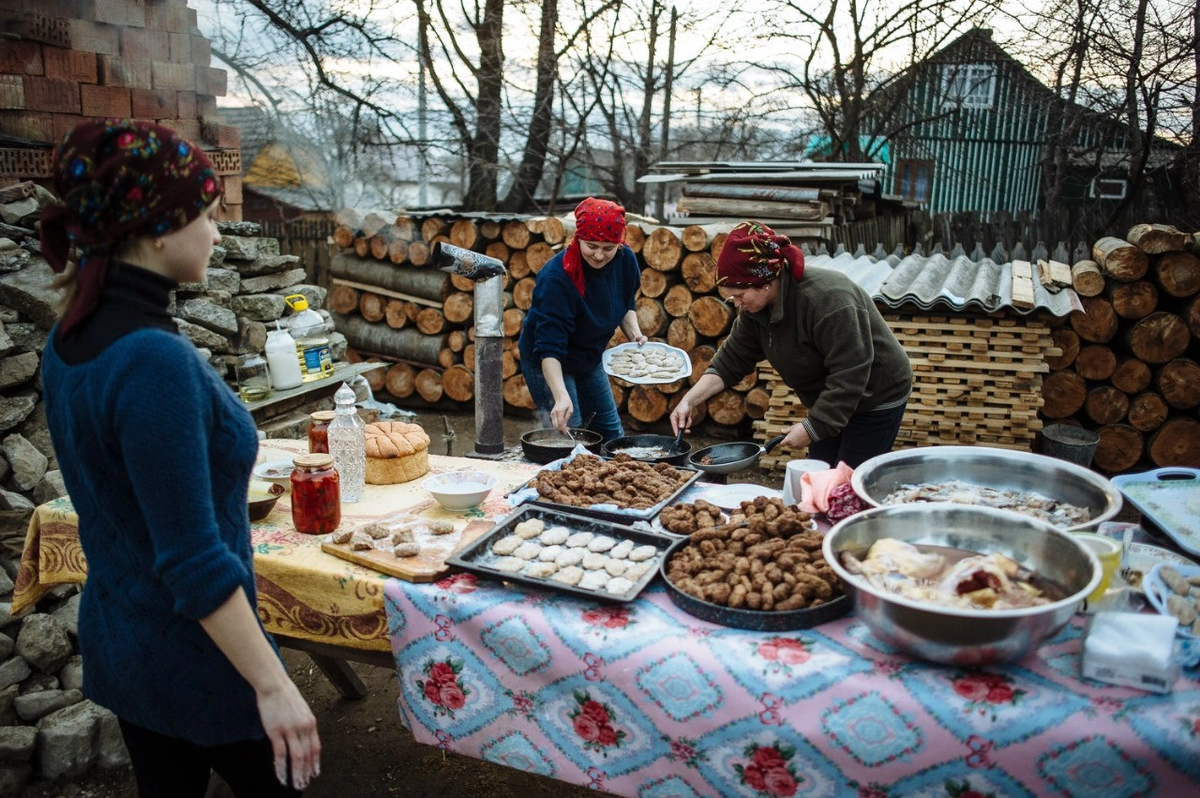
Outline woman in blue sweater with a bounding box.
[518,198,645,441]
[38,120,320,796]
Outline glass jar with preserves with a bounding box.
[307,410,336,454]
[290,453,340,534]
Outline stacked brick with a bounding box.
[0,0,243,218]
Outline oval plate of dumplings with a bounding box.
[445,505,671,602]
[1144,562,1200,638]
[603,342,692,385]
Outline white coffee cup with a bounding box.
[782,459,831,506]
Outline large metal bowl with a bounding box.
[824,503,1101,665]
[851,445,1122,531]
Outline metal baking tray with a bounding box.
[1111,468,1200,557]
[445,504,673,603]
[659,536,852,632]
[516,453,703,525]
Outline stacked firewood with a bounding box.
[328,210,779,427]
[1045,223,1200,470]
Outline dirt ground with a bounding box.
[22,409,770,798]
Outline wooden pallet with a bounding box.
[752,312,1055,471]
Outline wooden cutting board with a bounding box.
[321,517,497,582]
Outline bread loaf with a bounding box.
[364,421,430,484]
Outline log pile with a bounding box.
[1046,223,1200,471]
[753,314,1055,471]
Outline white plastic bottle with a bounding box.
[327,382,366,503]
[264,324,304,390]
[285,294,333,382]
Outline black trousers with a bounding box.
[119,719,302,798]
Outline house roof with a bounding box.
[805,244,1082,317]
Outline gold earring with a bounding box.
[153,239,164,251]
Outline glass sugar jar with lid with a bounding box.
[307,410,337,454]
[290,453,340,534]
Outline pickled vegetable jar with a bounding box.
[307,410,336,454]
[290,453,340,534]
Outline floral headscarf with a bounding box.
[715,221,805,288]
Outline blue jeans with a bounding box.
[808,402,908,469]
[523,360,624,442]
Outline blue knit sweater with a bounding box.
[42,322,267,745]
[518,245,640,375]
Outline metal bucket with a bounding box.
[1041,424,1100,468]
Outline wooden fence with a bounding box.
[258,218,336,285]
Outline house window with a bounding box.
[895,160,933,202]
[942,64,996,109]
[1090,176,1127,200]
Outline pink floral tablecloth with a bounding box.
[384,577,1200,798]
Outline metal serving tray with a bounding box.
[445,505,673,603]
[517,452,703,525]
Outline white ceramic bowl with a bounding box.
[423,471,498,511]
[253,459,295,489]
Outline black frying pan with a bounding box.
[602,434,691,466]
[521,427,603,464]
[688,435,785,474]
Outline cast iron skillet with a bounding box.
[520,427,603,465]
[688,434,786,475]
[602,434,691,466]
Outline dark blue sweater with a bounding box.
[42,280,267,745]
[518,246,640,375]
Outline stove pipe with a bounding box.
[432,242,506,455]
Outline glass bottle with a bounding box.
[308,410,336,454]
[235,353,272,402]
[327,382,366,503]
[290,453,340,534]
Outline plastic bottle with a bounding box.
[285,294,333,382]
[264,324,304,390]
[327,382,366,503]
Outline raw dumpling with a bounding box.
[579,570,610,590]
[492,556,526,573]
[514,518,546,539]
[539,525,570,545]
[582,552,609,571]
[552,566,584,585]
[604,559,628,577]
[587,535,616,553]
[623,562,652,581]
[609,540,635,560]
[605,577,635,596]
[491,535,523,556]
[523,562,558,579]
[513,541,543,561]
[566,531,595,548]
[554,548,585,567]
[538,545,564,562]
[393,542,421,558]
[628,544,658,562]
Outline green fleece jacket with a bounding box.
[707,267,912,441]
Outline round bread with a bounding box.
[364,422,431,484]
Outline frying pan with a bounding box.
[520,427,603,465]
[602,434,691,466]
[688,434,785,475]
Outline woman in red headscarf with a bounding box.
[39,120,319,796]
[518,197,646,441]
[670,221,912,468]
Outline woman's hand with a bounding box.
[257,680,321,789]
[670,398,693,434]
[550,394,574,434]
[781,422,812,450]
[632,333,648,346]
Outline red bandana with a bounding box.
[715,221,805,288]
[563,197,627,296]
[40,119,222,337]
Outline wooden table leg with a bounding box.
[274,634,396,700]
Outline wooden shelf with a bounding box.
[243,361,384,423]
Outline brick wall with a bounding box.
[0,0,242,220]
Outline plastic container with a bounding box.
[264,325,303,390]
[1042,424,1100,468]
[290,453,341,533]
[285,294,333,382]
[327,383,366,503]
[308,410,336,454]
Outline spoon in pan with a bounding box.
[669,426,685,455]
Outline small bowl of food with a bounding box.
[248,480,285,522]
[824,503,1100,665]
[253,459,295,489]
[423,471,499,511]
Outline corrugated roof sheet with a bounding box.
[805,249,1082,317]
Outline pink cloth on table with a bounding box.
[798,461,855,514]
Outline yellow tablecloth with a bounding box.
[13,440,538,653]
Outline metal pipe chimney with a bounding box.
[432,242,506,456]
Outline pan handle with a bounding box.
[764,434,785,453]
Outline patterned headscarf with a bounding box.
[563,197,627,296]
[40,119,222,337]
[715,221,805,288]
